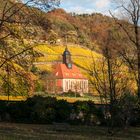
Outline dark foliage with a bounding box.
[55,100,71,122]
[0,95,139,127]
[70,101,104,125]
[61,90,81,97]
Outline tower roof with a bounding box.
[53,64,87,79]
[62,47,71,56]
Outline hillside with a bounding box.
[34,44,102,73]
[0,0,130,54]
[46,9,116,49]
[0,0,125,50]
[0,0,134,95]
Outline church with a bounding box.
[46,47,88,94]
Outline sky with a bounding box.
[60,0,115,16]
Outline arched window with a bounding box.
[69,80,71,89]
[65,80,68,90]
[84,81,86,88]
[71,81,73,89]
[80,81,82,89]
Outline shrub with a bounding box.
[71,101,103,125]
[26,96,57,124]
[0,101,7,121]
[55,100,71,122]
[7,102,30,123]
[61,90,81,97]
[1,94,138,127]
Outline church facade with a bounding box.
[46,47,88,94]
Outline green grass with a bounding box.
[0,123,139,140]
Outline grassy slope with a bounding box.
[0,123,139,140]
[34,44,101,75]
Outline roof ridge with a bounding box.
[54,63,87,79]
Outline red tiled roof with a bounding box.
[53,64,87,79]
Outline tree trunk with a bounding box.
[137,48,140,98]
[135,24,140,99]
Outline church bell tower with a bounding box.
[62,47,72,69]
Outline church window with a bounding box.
[85,81,87,88]
[71,81,73,89]
[80,81,82,89]
[69,80,70,89]
[65,81,68,90]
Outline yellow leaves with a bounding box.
[34,45,58,55]
[35,44,101,57]
[13,63,24,71]
[27,72,37,81]
[0,96,27,101]
[56,96,101,104]
[36,64,52,72]
[34,44,102,73]
[36,56,59,62]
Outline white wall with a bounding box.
[62,79,88,93]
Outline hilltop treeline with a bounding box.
[0,1,127,50]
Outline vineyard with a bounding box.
[34,44,102,74]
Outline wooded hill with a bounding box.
[0,0,135,96]
[0,0,128,52]
[0,0,130,49]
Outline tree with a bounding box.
[48,29,58,44]
[88,28,133,131]
[0,0,60,97]
[111,0,140,99]
[66,30,78,44]
[62,30,78,45]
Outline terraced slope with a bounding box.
[34,44,102,74]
